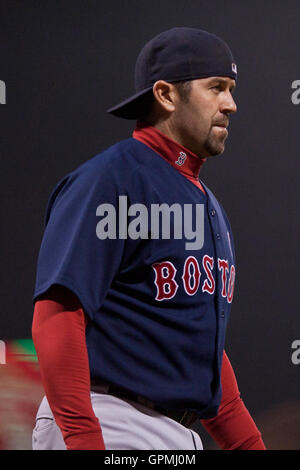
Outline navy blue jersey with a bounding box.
[33,137,235,419]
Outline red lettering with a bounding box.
[152,256,235,303]
[152,261,178,301]
[182,256,201,296]
[202,255,215,294]
[227,265,235,303]
[218,258,229,298]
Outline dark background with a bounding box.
[1,0,299,449]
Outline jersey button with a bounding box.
[221,309,225,318]
[210,209,216,216]
[216,233,221,240]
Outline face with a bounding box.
[170,76,237,158]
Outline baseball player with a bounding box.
[32,27,266,450]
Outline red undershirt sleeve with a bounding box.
[32,285,106,450]
[200,351,266,450]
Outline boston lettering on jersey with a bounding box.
[34,130,236,419]
[152,255,235,302]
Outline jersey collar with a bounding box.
[132,121,206,181]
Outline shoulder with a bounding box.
[51,138,141,193]
[52,137,162,197]
[44,138,144,221]
[73,137,142,177]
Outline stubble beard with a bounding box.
[203,129,227,157]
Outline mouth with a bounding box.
[213,124,228,134]
[213,122,228,129]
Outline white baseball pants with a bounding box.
[32,389,203,450]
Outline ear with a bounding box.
[152,80,177,114]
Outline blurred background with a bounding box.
[0,0,299,450]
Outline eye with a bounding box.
[211,85,223,93]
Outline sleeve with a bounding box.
[200,351,266,450]
[33,162,125,319]
[32,285,106,450]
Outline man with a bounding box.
[32,27,266,450]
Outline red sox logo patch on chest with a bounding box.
[152,255,235,304]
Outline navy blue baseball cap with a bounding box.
[107,27,237,120]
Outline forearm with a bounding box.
[201,395,265,450]
[32,288,105,450]
[200,351,266,450]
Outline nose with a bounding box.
[220,91,237,114]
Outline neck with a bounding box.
[133,121,206,183]
[150,118,205,159]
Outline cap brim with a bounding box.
[106,86,154,120]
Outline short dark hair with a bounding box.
[173,80,193,103]
[139,80,192,123]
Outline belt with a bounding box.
[91,381,198,428]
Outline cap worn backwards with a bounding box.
[107,27,237,120]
